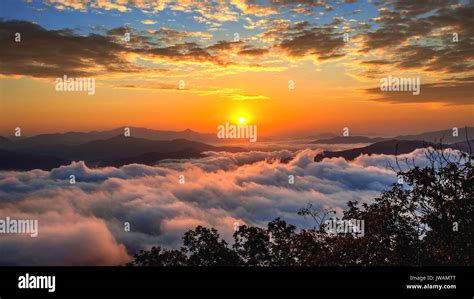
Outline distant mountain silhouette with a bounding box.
[0,136,244,170]
[1,126,472,170]
[0,127,221,149]
[60,136,243,161]
[310,127,473,145]
[310,136,387,144]
[0,136,12,147]
[313,140,474,162]
[56,136,214,160]
[0,148,69,171]
[393,127,474,144]
[0,126,272,150]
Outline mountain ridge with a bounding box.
[0,135,245,171]
[310,127,473,144]
[314,139,474,162]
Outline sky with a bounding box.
[0,0,473,137]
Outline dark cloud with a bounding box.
[0,20,134,78]
[278,26,346,60]
[360,40,474,75]
[0,21,254,78]
[362,15,433,51]
[290,21,311,31]
[396,41,474,74]
[361,59,394,65]
[2,1,472,80]
[365,82,474,105]
[148,28,212,44]
[361,1,472,52]
[249,0,329,9]
[106,26,130,36]
[444,76,474,82]
[140,42,211,61]
[391,0,458,17]
[428,2,474,36]
[238,45,269,56]
[206,40,242,51]
[358,1,474,76]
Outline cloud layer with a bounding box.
[0,147,441,265]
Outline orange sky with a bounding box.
[1,0,473,137]
[1,74,472,137]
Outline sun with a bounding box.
[238,117,245,124]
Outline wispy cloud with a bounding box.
[141,20,156,25]
[194,87,270,101]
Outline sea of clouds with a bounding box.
[0,148,440,265]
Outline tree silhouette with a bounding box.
[233,225,271,266]
[183,226,240,266]
[126,246,187,266]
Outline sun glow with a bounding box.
[238,117,245,124]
